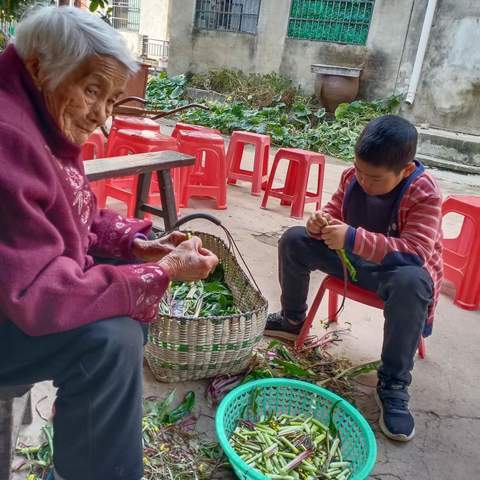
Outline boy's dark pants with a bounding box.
[279,226,433,386]
[0,256,149,480]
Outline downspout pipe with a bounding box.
[405,0,438,104]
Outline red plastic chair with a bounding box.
[82,130,106,199]
[99,129,179,217]
[295,275,426,358]
[177,130,227,209]
[441,195,480,310]
[171,122,221,139]
[261,148,325,219]
[106,116,160,156]
[226,131,270,196]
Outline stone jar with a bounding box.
[311,64,362,113]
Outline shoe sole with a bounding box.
[374,390,415,442]
[263,328,299,343]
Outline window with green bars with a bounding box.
[288,0,375,45]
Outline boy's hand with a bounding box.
[306,211,332,235]
[321,219,349,250]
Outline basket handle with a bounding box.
[168,213,222,231]
[160,213,262,293]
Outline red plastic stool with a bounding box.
[100,129,179,216]
[106,116,160,156]
[261,148,325,218]
[295,275,426,359]
[441,195,480,310]
[82,130,106,199]
[82,130,105,160]
[177,130,227,209]
[171,122,221,139]
[226,131,270,196]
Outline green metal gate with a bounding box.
[288,0,375,45]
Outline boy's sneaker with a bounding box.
[264,312,303,342]
[375,382,415,442]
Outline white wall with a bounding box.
[140,0,169,39]
[115,0,170,58]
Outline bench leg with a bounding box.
[0,398,14,480]
[157,170,178,231]
[22,392,32,425]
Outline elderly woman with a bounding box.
[0,6,218,480]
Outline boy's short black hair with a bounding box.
[355,115,417,173]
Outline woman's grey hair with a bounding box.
[14,6,139,89]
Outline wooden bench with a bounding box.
[85,150,195,230]
[0,385,33,480]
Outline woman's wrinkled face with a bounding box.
[28,55,128,145]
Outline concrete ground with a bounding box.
[12,130,480,480]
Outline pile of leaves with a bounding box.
[142,391,226,479]
[146,70,401,160]
[15,331,378,479]
[15,391,227,480]
[188,69,303,109]
[207,336,380,407]
[159,263,241,318]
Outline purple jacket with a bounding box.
[0,45,169,336]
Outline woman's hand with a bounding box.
[306,211,331,236]
[158,236,219,282]
[132,231,188,261]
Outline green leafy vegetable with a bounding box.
[159,263,241,318]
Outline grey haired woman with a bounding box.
[0,6,218,480]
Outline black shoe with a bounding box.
[264,312,304,342]
[375,382,415,442]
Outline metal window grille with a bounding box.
[112,0,141,32]
[195,0,261,34]
[288,0,375,45]
[141,36,169,60]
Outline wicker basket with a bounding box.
[145,229,268,382]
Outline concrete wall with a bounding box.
[169,0,415,98]
[140,0,170,39]
[117,0,170,57]
[168,0,290,75]
[280,0,415,99]
[167,0,479,137]
[398,0,480,136]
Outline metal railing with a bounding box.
[194,0,261,34]
[112,0,141,32]
[141,36,169,61]
[288,0,375,46]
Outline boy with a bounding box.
[265,115,443,442]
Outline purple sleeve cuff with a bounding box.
[88,209,152,260]
[122,263,170,323]
[133,233,149,241]
[345,226,356,251]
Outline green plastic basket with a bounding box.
[215,378,376,480]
